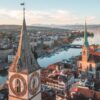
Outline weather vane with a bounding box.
[20,1,26,18]
[20,2,25,8]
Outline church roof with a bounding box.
[84,21,89,48]
[9,8,40,73]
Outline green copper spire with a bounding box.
[84,21,89,47]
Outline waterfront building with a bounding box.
[78,21,100,79]
[8,7,41,100]
[41,62,75,100]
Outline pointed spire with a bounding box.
[22,4,26,31]
[84,20,89,47]
[9,3,40,73]
[23,7,25,19]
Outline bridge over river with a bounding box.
[60,44,82,49]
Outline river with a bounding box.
[0,29,100,84]
[37,29,100,67]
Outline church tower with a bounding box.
[8,5,41,100]
[82,21,89,62]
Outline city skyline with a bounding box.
[0,0,100,25]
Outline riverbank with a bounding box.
[35,31,93,59]
[37,30,100,68]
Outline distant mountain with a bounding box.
[31,24,100,30]
[0,24,100,31]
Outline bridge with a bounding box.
[61,44,82,49]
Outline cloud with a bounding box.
[86,16,96,21]
[0,9,97,25]
[86,16,96,24]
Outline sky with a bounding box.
[0,0,100,25]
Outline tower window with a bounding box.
[79,63,82,69]
[83,50,85,55]
[89,64,93,71]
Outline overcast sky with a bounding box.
[0,0,100,25]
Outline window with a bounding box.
[96,71,100,79]
[96,67,100,71]
[83,50,85,55]
[79,63,82,69]
[89,64,93,71]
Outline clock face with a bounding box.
[29,72,40,95]
[9,74,27,97]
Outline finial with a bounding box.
[85,19,87,32]
[84,19,89,47]
[20,2,25,19]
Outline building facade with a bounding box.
[8,7,41,100]
[77,21,100,79]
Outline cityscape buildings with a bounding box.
[8,6,41,100]
[0,1,100,100]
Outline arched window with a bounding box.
[79,63,82,69]
[83,50,85,55]
[89,64,93,71]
